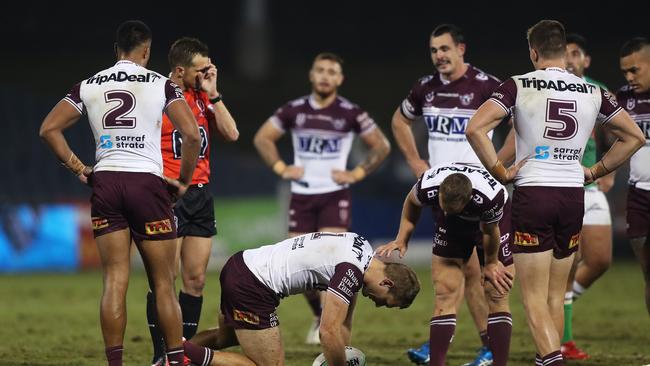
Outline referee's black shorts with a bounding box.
[174,183,217,238]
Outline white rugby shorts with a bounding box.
[583,187,611,226]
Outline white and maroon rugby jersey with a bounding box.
[490,67,622,187]
[63,60,185,176]
[617,86,650,190]
[270,95,376,194]
[242,232,374,305]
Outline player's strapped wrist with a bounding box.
[490,160,508,183]
[272,160,287,175]
[351,166,366,182]
[589,160,610,180]
[62,152,87,176]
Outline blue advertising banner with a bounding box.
[0,204,79,272]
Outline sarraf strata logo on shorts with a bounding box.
[514,231,539,246]
[144,219,173,235]
[233,309,260,325]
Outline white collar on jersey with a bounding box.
[115,60,139,67]
[545,67,567,73]
[308,94,335,110]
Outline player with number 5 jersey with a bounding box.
[466,20,644,366]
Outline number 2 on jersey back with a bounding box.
[544,98,577,140]
[103,90,136,129]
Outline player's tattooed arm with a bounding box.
[359,127,391,174]
[332,127,390,184]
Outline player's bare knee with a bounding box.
[434,282,461,311]
[484,283,508,307]
[184,273,207,295]
[547,296,564,313]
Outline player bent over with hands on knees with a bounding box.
[377,162,519,366]
[465,19,644,366]
[188,232,420,366]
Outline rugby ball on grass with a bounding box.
[312,346,366,366]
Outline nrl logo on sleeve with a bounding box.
[145,219,173,235]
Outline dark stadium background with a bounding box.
[1,1,647,263]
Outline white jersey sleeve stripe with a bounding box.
[269,116,286,132]
[164,97,184,110]
[600,106,623,125]
[488,98,509,115]
[327,287,351,305]
[400,100,417,120]
[359,123,377,136]
[62,97,83,114]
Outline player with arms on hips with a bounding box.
[466,19,644,366]
[253,52,390,344]
[561,32,616,360]
[617,36,650,319]
[37,20,223,366]
[393,23,506,366]
[377,162,519,366]
[187,232,420,366]
[146,37,240,366]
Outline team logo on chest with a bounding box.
[333,118,346,130]
[297,136,342,154]
[425,92,435,103]
[296,113,307,127]
[627,98,636,110]
[459,93,474,106]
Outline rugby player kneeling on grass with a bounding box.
[188,232,420,366]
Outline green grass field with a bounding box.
[1,261,649,366]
